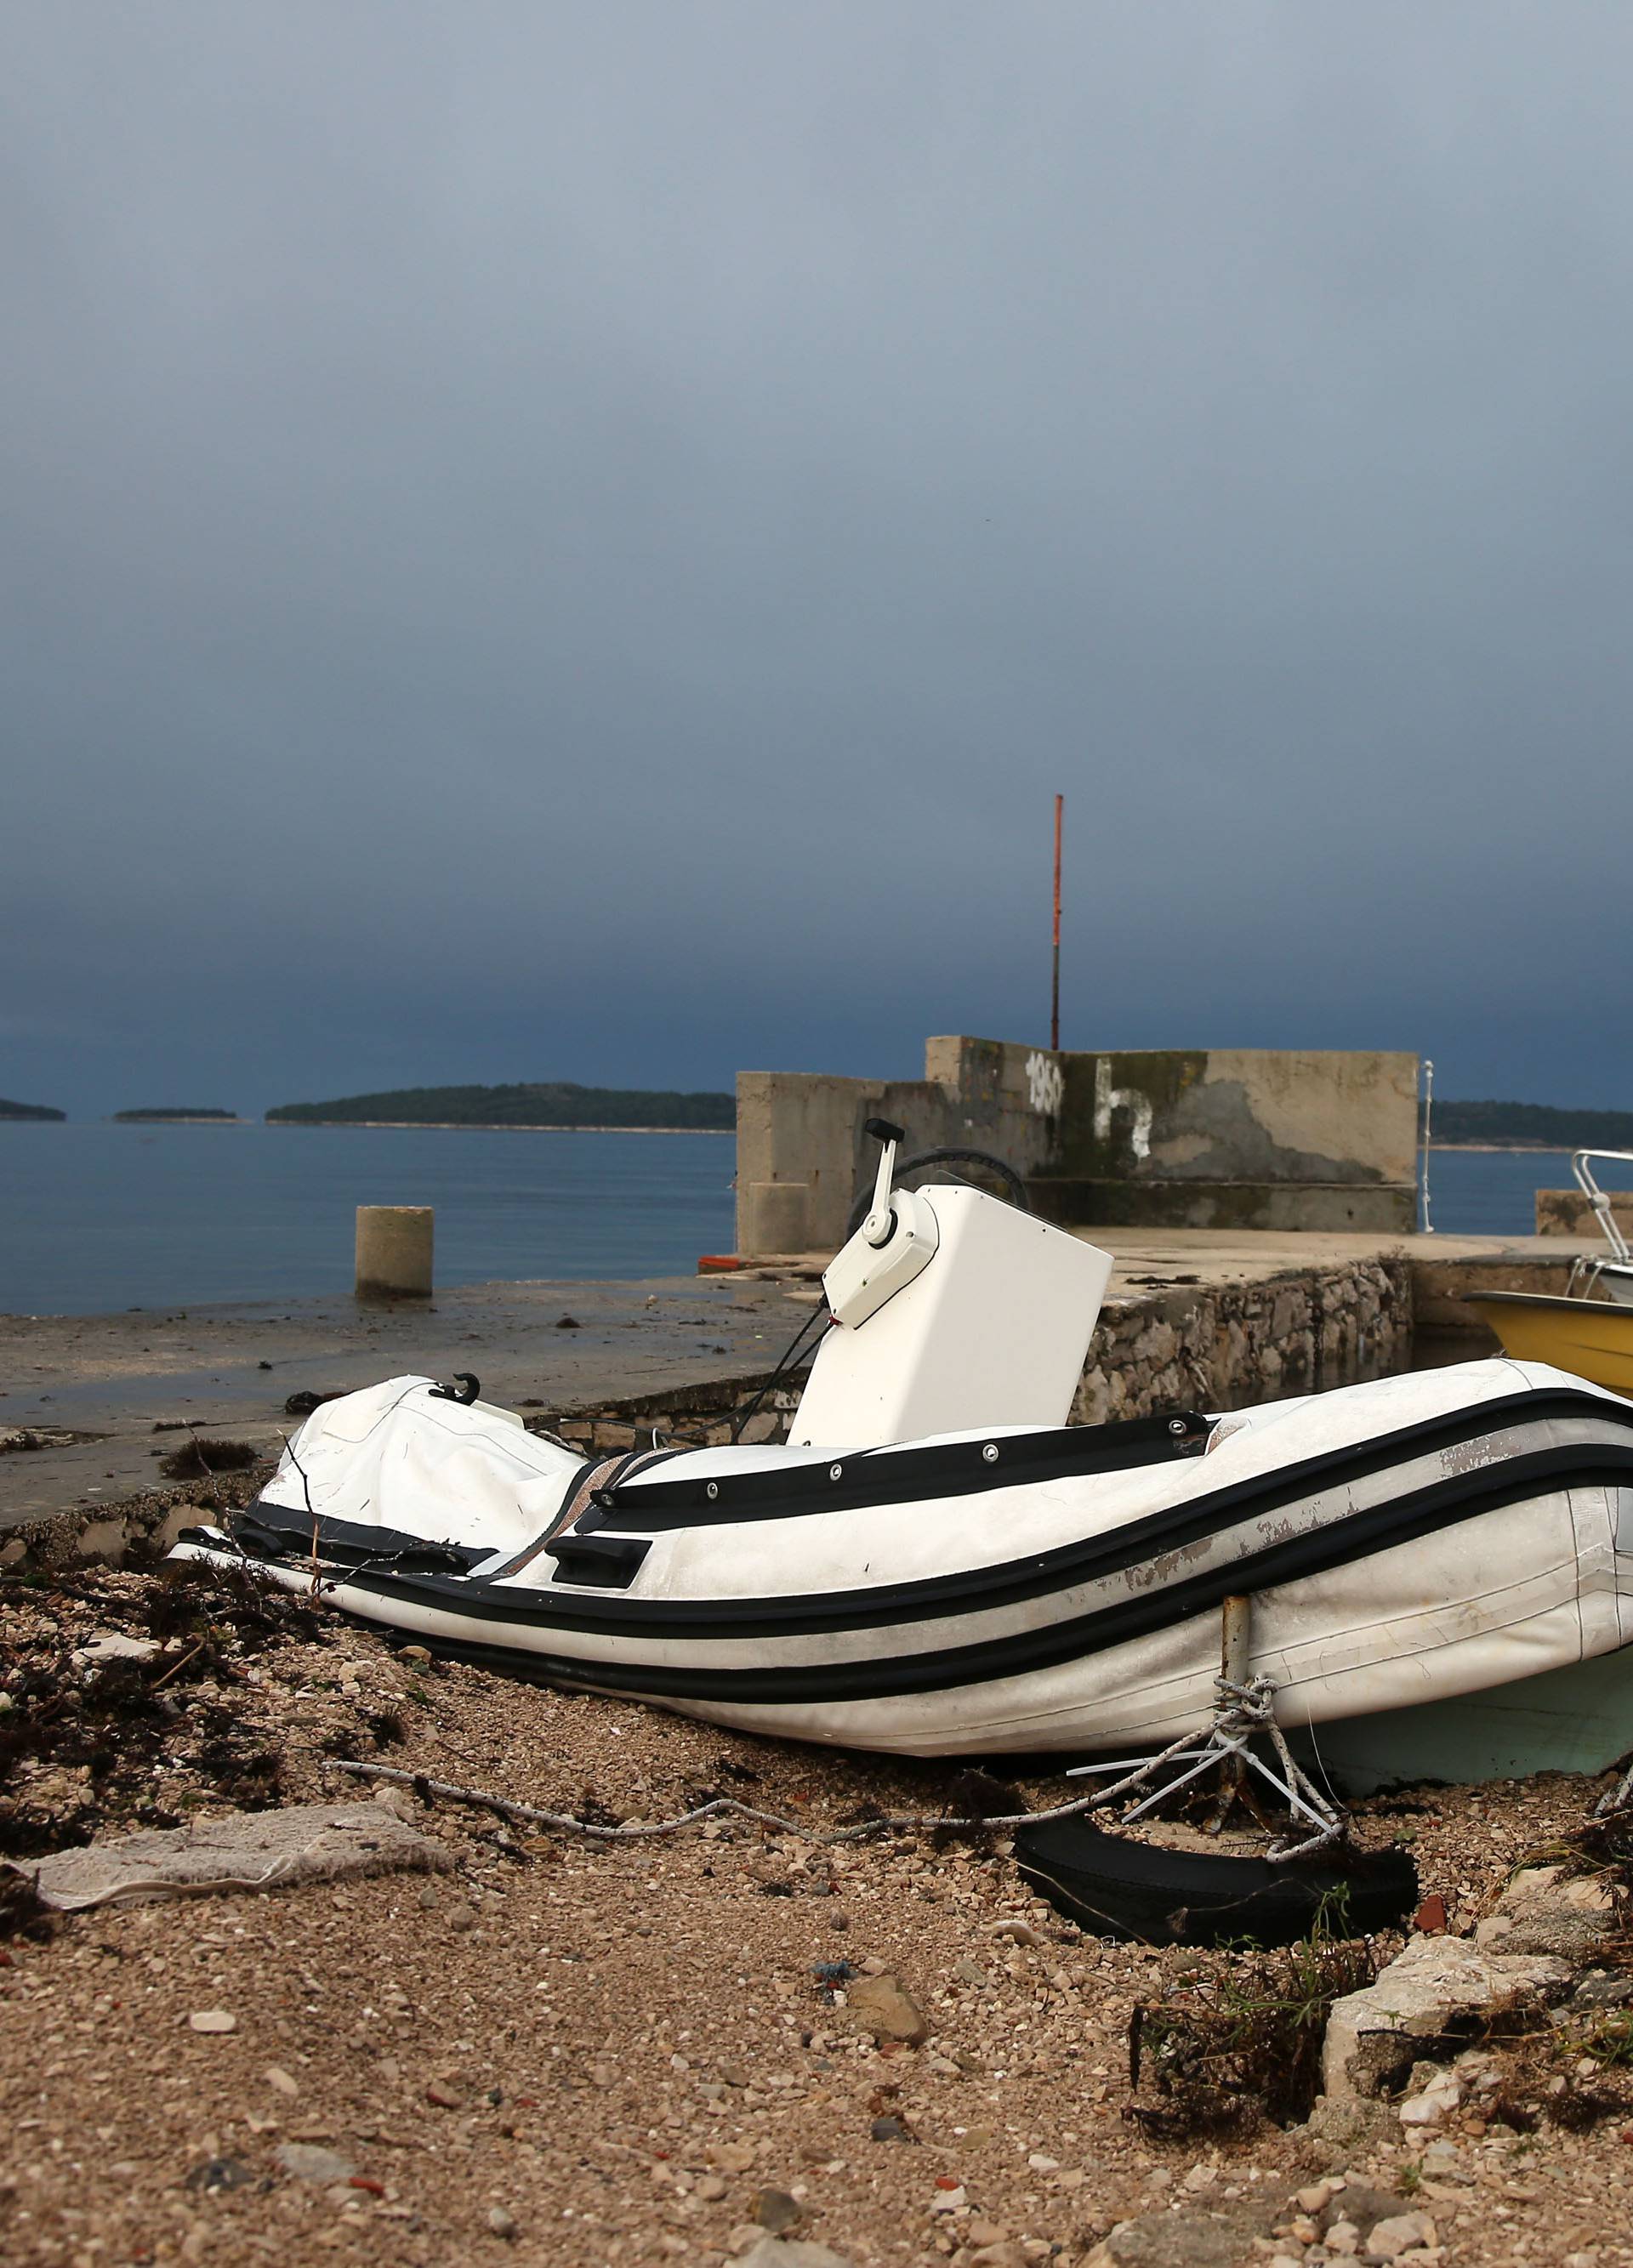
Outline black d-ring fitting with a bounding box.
[429,1371,481,1406]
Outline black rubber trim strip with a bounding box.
[236,1384,1633,1641]
[544,1533,652,1589]
[596,1411,1213,1528]
[230,1509,483,1576]
[237,1443,1633,1702]
[311,1442,1633,1707]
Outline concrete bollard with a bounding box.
[355,1206,434,1300]
[743,1180,811,1255]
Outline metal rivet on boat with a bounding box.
[1168,1418,1189,1435]
[706,1481,719,1500]
[829,1463,844,1481]
[982,1442,999,1463]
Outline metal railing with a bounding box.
[1568,1149,1633,1298]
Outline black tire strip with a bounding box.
[1015,1818,1419,1947]
[230,1508,485,1576]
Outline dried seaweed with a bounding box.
[0,1869,55,1944]
[157,1437,264,1481]
[136,1559,329,1651]
[1127,1901,1375,2136]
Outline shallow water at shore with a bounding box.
[0,1122,737,1315]
[4,1128,1630,1317]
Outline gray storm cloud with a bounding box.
[4,3,1631,1114]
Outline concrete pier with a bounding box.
[737,1035,1422,1252]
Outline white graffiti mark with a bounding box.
[1094,1058,1153,1159]
[1025,1050,1064,1117]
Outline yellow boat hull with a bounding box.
[1465,1291,1633,1396]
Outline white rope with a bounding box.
[1066,1674,1346,1862]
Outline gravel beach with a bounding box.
[5,1556,1633,2268]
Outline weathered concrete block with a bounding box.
[736,1039,1420,1255]
[741,1179,811,1253]
[1537,1188,1633,1238]
[1322,1933,1573,2101]
[355,1205,433,1299]
[1049,1047,1418,1188]
[1027,1178,1415,1233]
[735,1067,950,1253]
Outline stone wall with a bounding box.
[1072,1257,1414,1425]
[8,1256,1420,1562]
[736,1037,1420,1255]
[543,1256,1415,1444]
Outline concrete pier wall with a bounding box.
[737,1037,1420,1255]
[1536,1188,1633,1239]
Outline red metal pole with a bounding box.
[1050,793,1062,1052]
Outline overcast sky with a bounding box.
[5,3,1632,1118]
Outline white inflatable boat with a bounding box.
[173,1125,1633,1759]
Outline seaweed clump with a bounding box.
[0,1560,330,1857]
[1127,1900,1375,2137]
[0,1869,55,1945]
[157,1437,264,1481]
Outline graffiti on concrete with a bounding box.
[1025,1050,1065,1117]
[1095,1057,1153,1160]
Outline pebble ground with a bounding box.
[3,1566,1632,2268]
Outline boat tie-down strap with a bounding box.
[488,1448,674,1584]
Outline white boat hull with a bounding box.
[173,1358,1633,1759]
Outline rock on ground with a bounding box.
[737,2242,856,2268]
[9,1798,452,1910]
[1085,2212,1256,2265]
[1472,1862,1620,1962]
[845,1970,929,2046]
[1321,1930,1574,2100]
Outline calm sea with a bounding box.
[0,1123,737,1316]
[1424,1145,1633,1236]
[3,1128,1630,1318]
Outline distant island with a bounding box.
[1436,1099,1633,1150]
[0,1096,65,1122]
[113,1108,241,1123]
[266,1081,737,1130]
